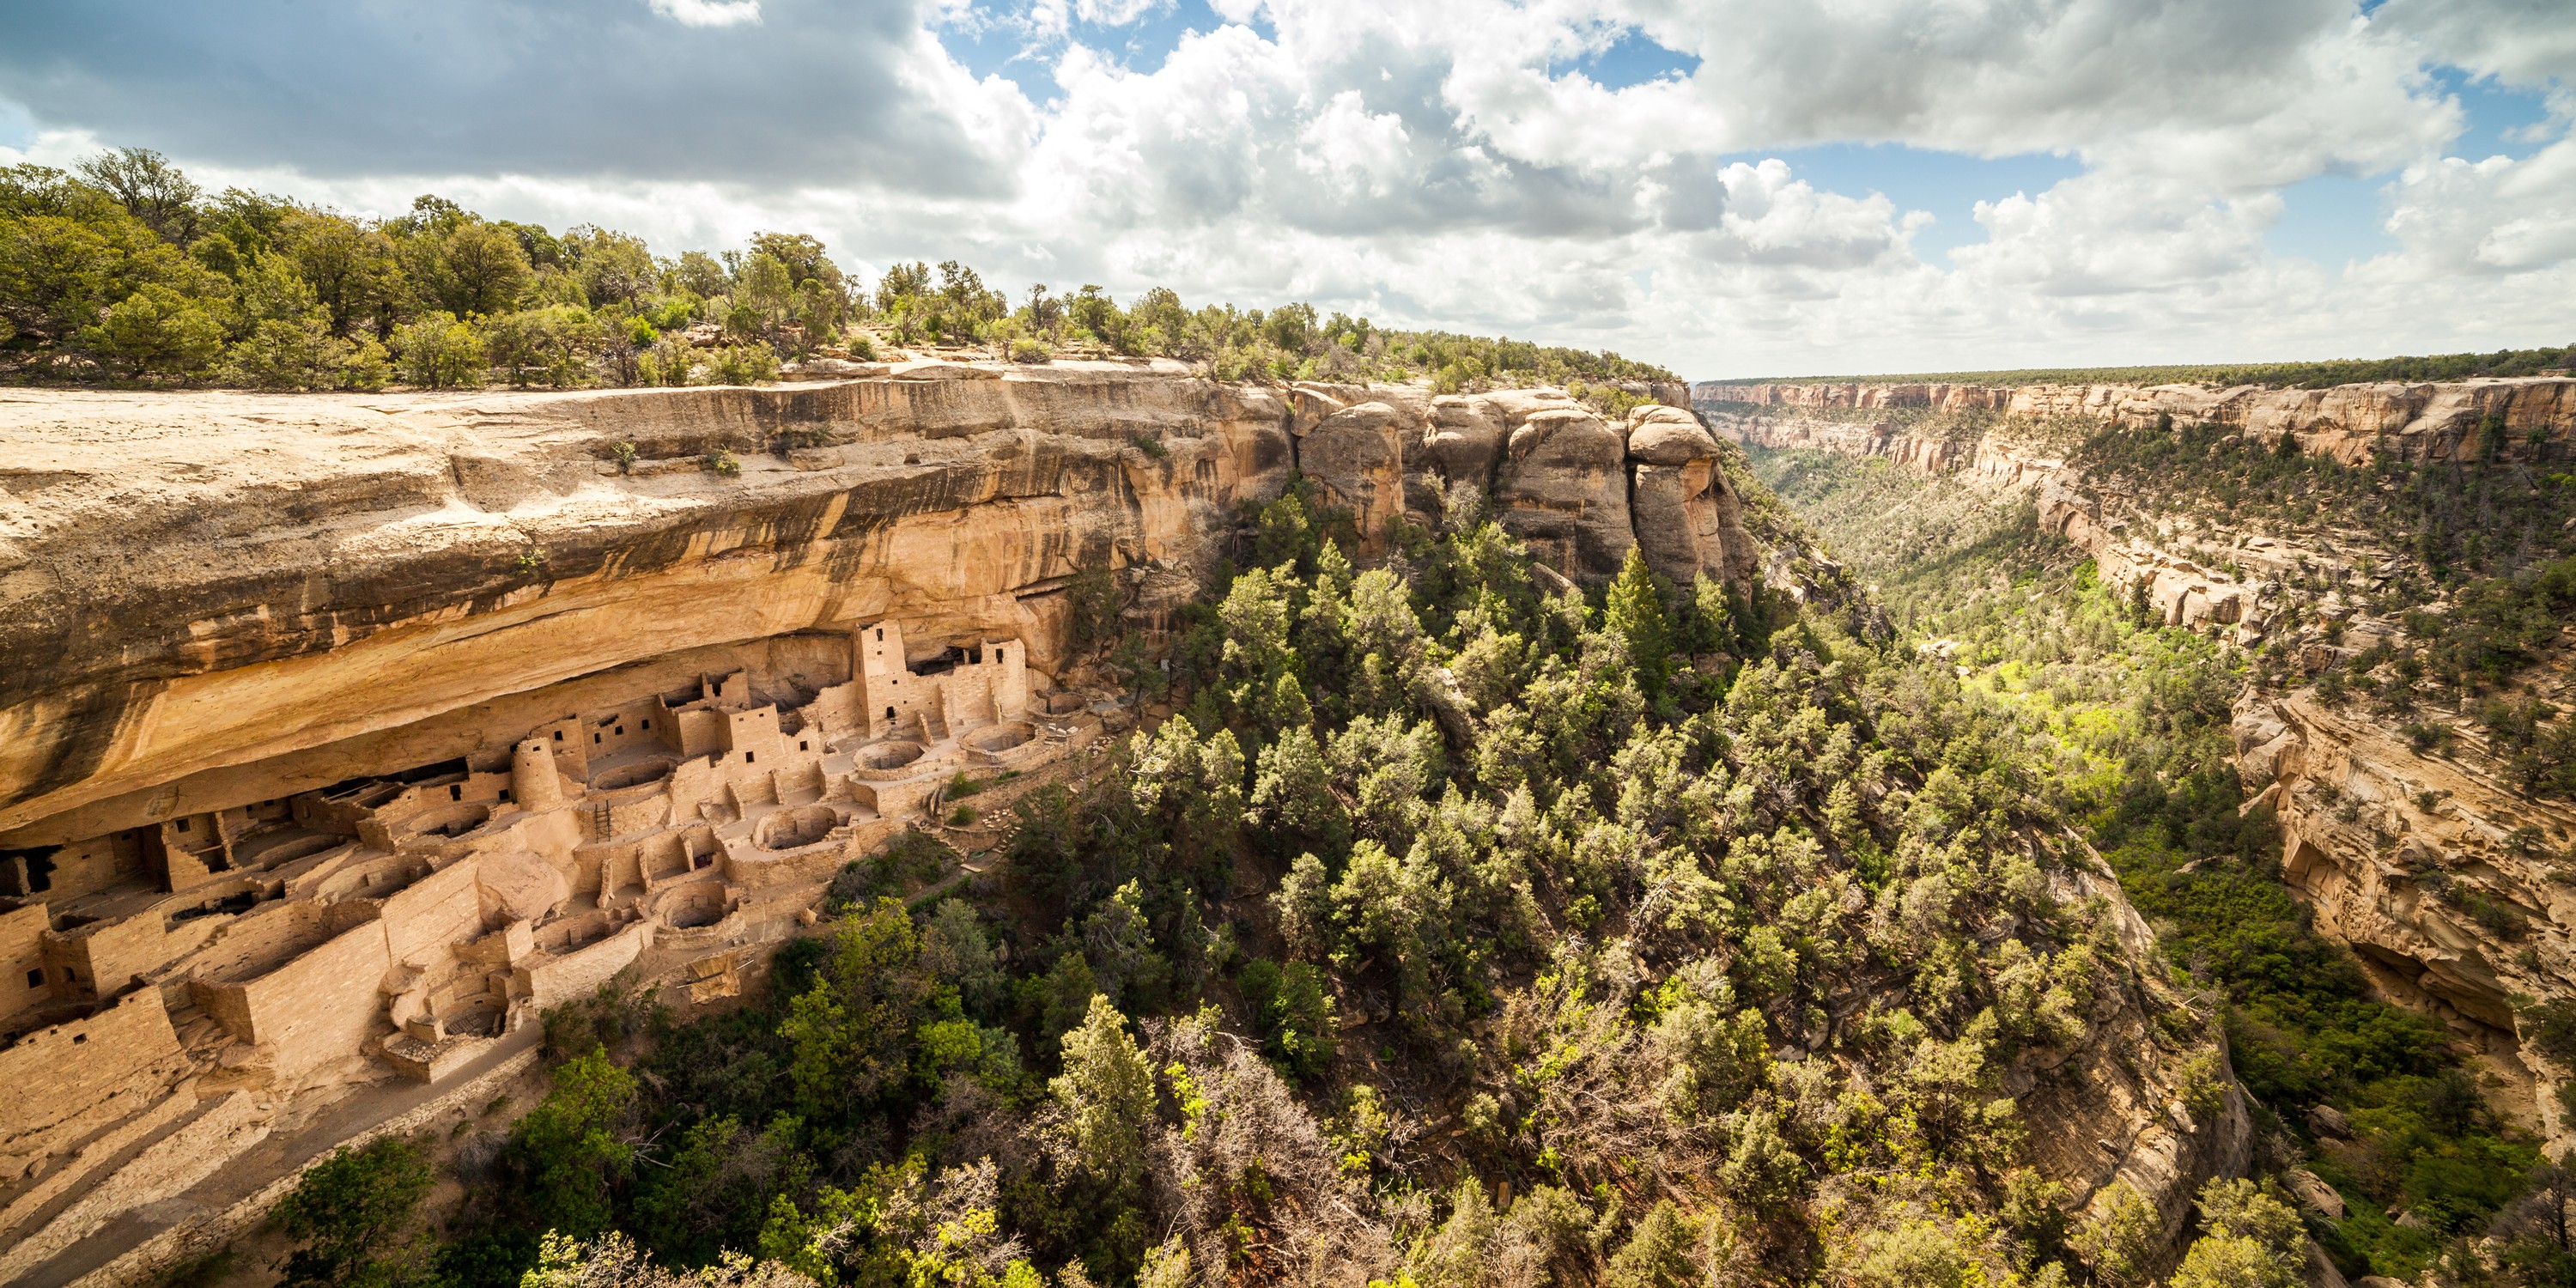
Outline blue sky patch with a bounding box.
[1549,27,1699,90]
[2265,171,2397,268]
[938,0,1240,105]
[2433,67,2555,161]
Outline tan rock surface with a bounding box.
[1300,401,1413,552]
[1698,375,2576,466]
[1419,394,1505,485]
[1495,404,1636,577]
[1716,374,2576,1155]
[1625,404,1760,586]
[0,372,1298,838]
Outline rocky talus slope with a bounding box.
[1704,375,2576,1145]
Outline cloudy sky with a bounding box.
[3,0,2571,379]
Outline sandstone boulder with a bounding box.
[1301,402,1412,551]
[1419,395,1504,486]
[1625,405,1759,586]
[1287,386,1349,437]
[477,849,571,923]
[2284,1167,2347,1221]
[1493,405,1633,579]
[1624,404,1718,465]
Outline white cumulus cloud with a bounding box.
[4,0,2574,376]
[647,0,763,27]
[1073,0,1172,26]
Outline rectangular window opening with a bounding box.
[744,751,756,763]
[23,968,40,989]
[449,785,462,801]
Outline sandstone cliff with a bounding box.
[1698,375,2576,467]
[2233,685,2576,1086]
[0,363,1772,1281]
[1714,376,2576,1157]
[0,367,1752,847]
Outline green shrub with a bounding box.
[222,314,340,389]
[391,311,486,389]
[80,283,224,378]
[506,1048,636,1239]
[337,337,391,391]
[826,828,956,908]
[1236,957,1336,1079]
[2463,891,2524,943]
[696,341,779,386]
[479,305,602,388]
[272,1137,433,1288]
[634,333,696,386]
[2174,1046,2228,1116]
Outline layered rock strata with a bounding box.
[3,370,1753,843]
[2233,677,2576,1144]
[1718,376,2576,1150]
[1290,382,1758,582]
[1698,375,2576,466]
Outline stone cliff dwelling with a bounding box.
[0,620,1054,1122]
[0,367,1729,1281]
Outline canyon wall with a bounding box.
[2233,684,2576,1126]
[0,362,1767,1281]
[1713,375,2576,1150]
[1,368,1749,846]
[1698,375,2576,466]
